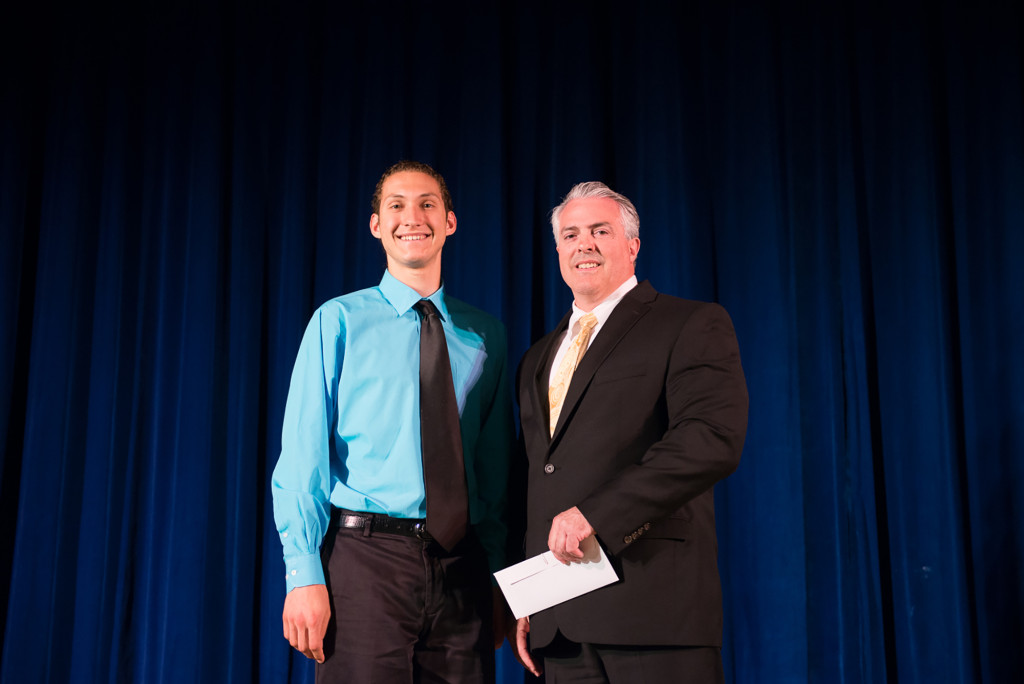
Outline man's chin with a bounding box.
[567,279,601,297]
[388,253,439,271]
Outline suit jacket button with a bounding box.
[544,464,555,474]
[623,535,632,544]
[644,522,651,530]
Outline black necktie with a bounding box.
[413,299,468,551]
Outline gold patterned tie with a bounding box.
[548,313,598,436]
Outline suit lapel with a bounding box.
[532,312,571,441]
[549,281,656,444]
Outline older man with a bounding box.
[513,182,748,683]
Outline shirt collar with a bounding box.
[568,275,638,333]
[379,269,451,321]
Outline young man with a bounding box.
[273,161,512,682]
[513,182,748,683]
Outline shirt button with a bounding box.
[282,532,289,538]
[544,464,555,474]
[290,570,297,576]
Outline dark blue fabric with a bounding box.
[2,2,1021,682]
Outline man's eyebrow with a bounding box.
[562,220,612,232]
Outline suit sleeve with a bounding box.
[577,302,749,556]
[468,321,515,576]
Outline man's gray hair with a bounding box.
[550,181,640,242]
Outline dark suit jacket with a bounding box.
[516,280,748,649]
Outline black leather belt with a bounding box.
[333,508,433,541]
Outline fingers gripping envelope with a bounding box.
[493,543,619,619]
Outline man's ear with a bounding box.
[629,237,640,263]
[445,211,457,236]
[369,213,381,238]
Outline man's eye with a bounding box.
[423,202,434,209]
[562,234,576,241]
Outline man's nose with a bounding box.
[402,206,425,225]
[577,232,595,251]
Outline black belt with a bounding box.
[333,508,433,541]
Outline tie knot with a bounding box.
[578,313,597,333]
[414,299,441,320]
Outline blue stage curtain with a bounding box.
[1,2,1021,682]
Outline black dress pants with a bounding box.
[315,524,494,684]
[539,632,724,684]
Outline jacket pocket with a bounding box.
[592,362,647,386]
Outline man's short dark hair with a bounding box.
[371,160,454,215]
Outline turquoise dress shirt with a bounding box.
[272,270,513,592]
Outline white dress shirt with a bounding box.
[548,275,639,387]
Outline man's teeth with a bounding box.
[577,263,598,269]
[400,235,426,241]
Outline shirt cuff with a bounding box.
[284,552,325,592]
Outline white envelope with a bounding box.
[493,546,619,619]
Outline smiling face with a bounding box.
[369,170,456,275]
[555,196,641,311]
